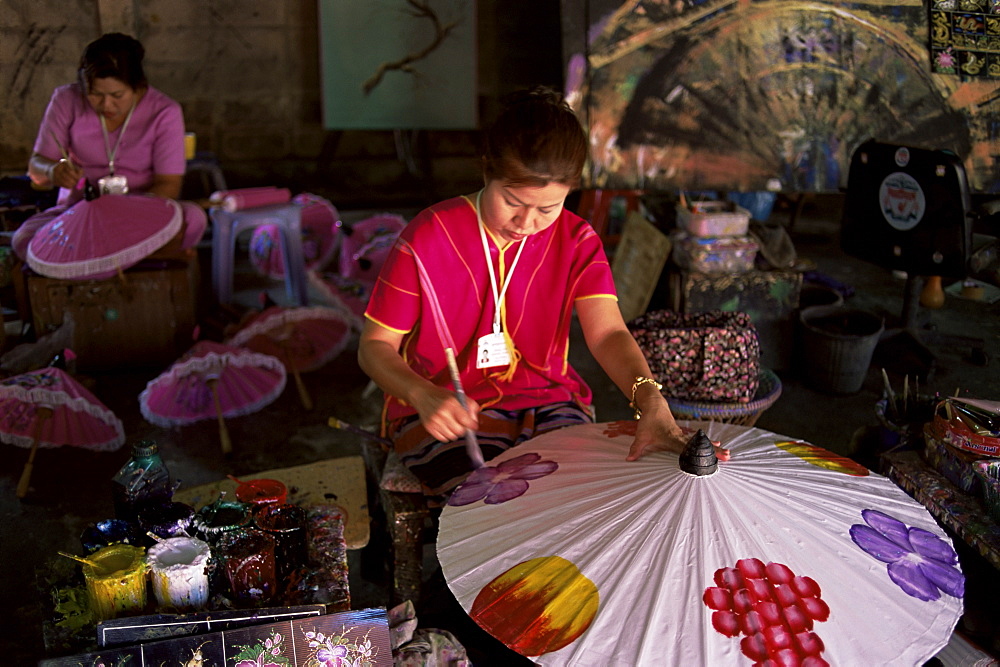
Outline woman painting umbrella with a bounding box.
[13,32,206,276]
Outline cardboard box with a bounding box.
[28,259,198,370]
[612,212,672,323]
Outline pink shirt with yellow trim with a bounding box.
[365,194,617,423]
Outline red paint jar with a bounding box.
[233,478,287,506]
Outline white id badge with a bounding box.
[476,332,511,369]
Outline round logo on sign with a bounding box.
[879,172,925,230]
[894,146,910,167]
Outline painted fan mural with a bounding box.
[562,0,1000,193]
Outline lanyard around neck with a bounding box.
[476,189,526,335]
[99,102,137,175]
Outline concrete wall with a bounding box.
[0,0,564,208]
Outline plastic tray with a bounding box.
[676,201,751,237]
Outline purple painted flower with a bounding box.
[448,452,558,506]
[316,640,348,666]
[850,509,964,601]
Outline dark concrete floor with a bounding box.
[2,196,999,664]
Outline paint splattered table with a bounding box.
[173,455,369,549]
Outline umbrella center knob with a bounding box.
[679,429,718,476]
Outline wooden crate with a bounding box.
[28,260,198,370]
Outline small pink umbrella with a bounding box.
[26,194,182,280]
[249,193,341,279]
[226,305,352,411]
[0,367,125,498]
[139,340,287,455]
[337,212,406,283]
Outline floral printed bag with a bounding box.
[628,310,760,403]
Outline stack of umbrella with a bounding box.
[308,212,407,326]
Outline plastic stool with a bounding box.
[210,203,309,306]
[575,189,644,247]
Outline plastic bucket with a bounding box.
[799,305,884,394]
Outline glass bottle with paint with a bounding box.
[111,440,173,521]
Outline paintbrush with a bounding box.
[445,347,485,469]
[881,369,898,421]
[58,551,102,569]
[903,376,909,419]
[47,130,85,190]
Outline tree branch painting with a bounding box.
[362,0,459,95]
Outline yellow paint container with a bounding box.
[184,132,197,160]
[82,544,148,623]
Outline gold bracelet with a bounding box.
[48,158,68,181]
[630,376,662,420]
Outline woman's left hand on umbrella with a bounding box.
[626,400,731,462]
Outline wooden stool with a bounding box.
[575,189,644,247]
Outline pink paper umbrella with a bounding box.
[307,270,371,327]
[26,194,182,280]
[0,367,125,498]
[337,212,406,283]
[139,340,287,455]
[249,193,341,279]
[227,305,352,411]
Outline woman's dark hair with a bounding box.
[482,86,588,189]
[78,33,147,91]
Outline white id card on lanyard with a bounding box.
[477,331,510,369]
[474,190,524,369]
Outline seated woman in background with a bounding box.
[13,32,206,262]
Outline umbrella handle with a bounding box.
[17,406,53,499]
[207,378,233,455]
[292,367,313,411]
[278,345,313,411]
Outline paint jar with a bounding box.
[147,536,211,611]
[192,494,253,546]
[111,440,173,522]
[80,518,143,554]
[137,501,195,542]
[81,544,148,623]
[234,477,287,507]
[255,503,308,582]
[214,528,277,605]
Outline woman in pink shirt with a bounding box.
[14,32,206,263]
[359,88,730,501]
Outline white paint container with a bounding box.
[146,536,211,611]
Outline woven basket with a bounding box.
[668,368,782,427]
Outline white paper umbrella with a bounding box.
[437,421,963,666]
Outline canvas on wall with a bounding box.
[562,0,1000,194]
[318,0,477,130]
